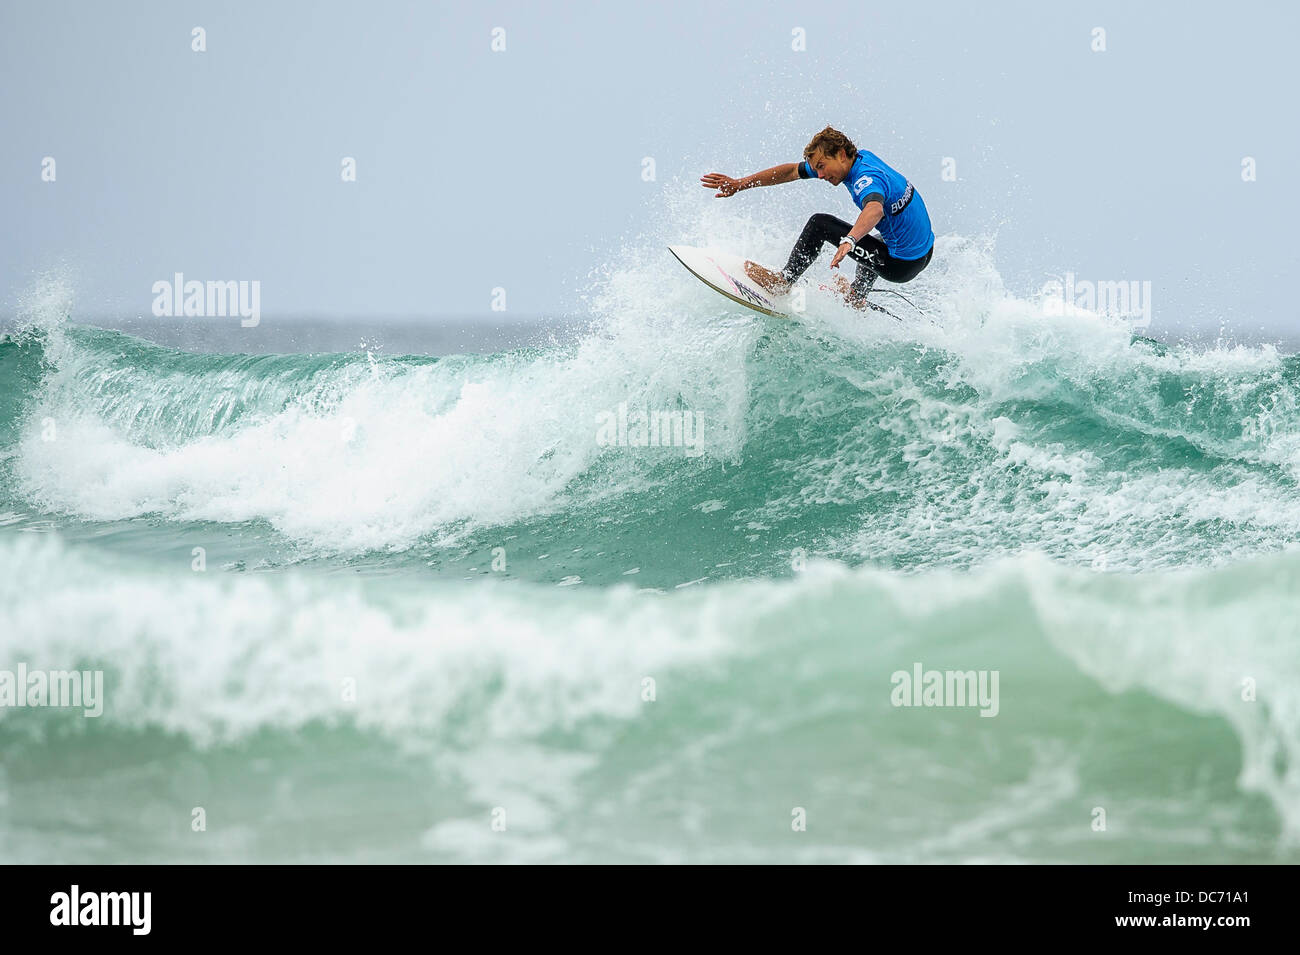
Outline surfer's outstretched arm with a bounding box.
[701,163,800,197]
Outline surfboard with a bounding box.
[667,245,793,318]
[667,244,917,322]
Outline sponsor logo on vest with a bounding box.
[889,181,914,215]
[853,175,873,193]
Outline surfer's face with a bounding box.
[808,149,853,186]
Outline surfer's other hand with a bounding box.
[829,241,852,269]
[700,173,740,197]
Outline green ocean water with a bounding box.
[3,240,1300,862]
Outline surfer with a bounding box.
[700,126,935,310]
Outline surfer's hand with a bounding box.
[829,241,852,269]
[700,173,741,197]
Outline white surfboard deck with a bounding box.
[668,244,924,323]
[667,245,795,318]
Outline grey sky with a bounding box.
[2,1,1297,335]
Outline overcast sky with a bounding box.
[2,1,1297,336]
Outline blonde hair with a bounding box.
[803,126,857,162]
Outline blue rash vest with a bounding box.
[799,149,934,260]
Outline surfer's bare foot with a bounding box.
[830,274,869,311]
[744,261,790,295]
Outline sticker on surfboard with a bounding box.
[667,245,792,318]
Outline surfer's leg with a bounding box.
[845,234,888,308]
[870,243,935,284]
[847,263,877,308]
[781,213,853,282]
